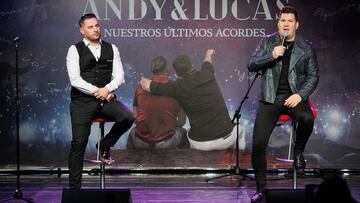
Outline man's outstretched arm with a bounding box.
[140,76,177,98]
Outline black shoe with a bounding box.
[294,153,305,174]
[251,192,263,203]
[96,143,113,165]
[100,149,113,165]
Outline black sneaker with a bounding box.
[99,149,113,165]
[96,142,113,165]
[294,153,306,174]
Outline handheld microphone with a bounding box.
[280,32,288,46]
[13,36,20,48]
[13,36,20,43]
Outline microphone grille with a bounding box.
[13,36,20,43]
[282,32,289,37]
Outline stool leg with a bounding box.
[100,162,105,189]
[293,168,297,189]
[288,125,293,160]
[291,121,297,189]
[99,122,105,189]
[96,126,101,162]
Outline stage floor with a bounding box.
[1,173,360,203]
[0,151,358,202]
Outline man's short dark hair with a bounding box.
[151,56,167,75]
[78,13,97,27]
[173,55,192,77]
[279,6,298,21]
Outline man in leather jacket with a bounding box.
[247,6,319,201]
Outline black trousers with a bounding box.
[251,94,314,192]
[68,99,134,189]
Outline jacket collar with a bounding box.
[269,32,306,71]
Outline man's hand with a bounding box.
[204,49,215,63]
[140,76,151,92]
[94,87,110,100]
[284,93,302,108]
[106,93,114,101]
[272,46,286,59]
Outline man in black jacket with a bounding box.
[66,13,134,189]
[247,7,319,201]
[140,49,242,151]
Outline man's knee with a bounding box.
[298,113,314,126]
[123,117,134,129]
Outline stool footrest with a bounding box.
[276,158,294,163]
[102,159,115,164]
[84,159,115,164]
[84,159,102,164]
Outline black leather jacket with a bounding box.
[248,32,319,103]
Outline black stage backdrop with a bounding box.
[0,0,359,169]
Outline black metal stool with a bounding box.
[84,117,114,189]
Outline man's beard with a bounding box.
[89,33,100,42]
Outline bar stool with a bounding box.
[275,100,317,189]
[84,117,115,189]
